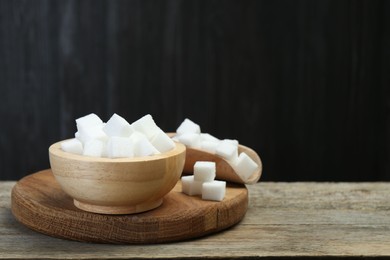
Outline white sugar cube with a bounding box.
[150,129,176,153]
[171,135,180,142]
[103,113,133,137]
[176,118,201,135]
[194,161,216,182]
[222,138,239,146]
[200,133,220,143]
[83,139,105,157]
[107,137,134,158]
[216,140,238,161]
[202,180,226,201]
[131,114,160,139]
[77,125,108,144]
[181,175,203,196]
[233,152,258,181]
[200,141,219,154]
[75,113,103,130]
[61,138,83,155]
[177,133,201,149]
[130,132,159,157]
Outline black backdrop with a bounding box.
[1,0,389,181]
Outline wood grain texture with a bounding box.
[1,1,390,182]
[3,181,390,259]
[10,170,248,244]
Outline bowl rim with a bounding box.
[49,139,186,163]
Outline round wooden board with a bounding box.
[11,169,248,244]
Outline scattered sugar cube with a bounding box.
[176,118,201,135]
[75,113,103,130]
[150,129,176,153]
[83,139,105,157]
[106,136,134,158]
[103,113,133,137]
[202,180,226,201]
[177,133,201,149]
[130,132,159,157]
[233,152,258,181]
[200,133,220,143]
[181,175,203,196]
[194,161,216,182]
[61,138,83,155]
[131,114,160,139]
[216,140,238,161]
[200,140,219,154]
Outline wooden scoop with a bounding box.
[168,133,262,184]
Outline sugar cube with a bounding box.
[200,140,219,154]
[75,113,103,130]
[171,135,180,142]
[181,175,203,196]
[233,152,258,181]
[107,137,134,158]
[194,161,216,182]
[61,138,83,155]
[216,140,238,161]
[103,113,133,137]
[200,133,220,143]
[76,124,108,144]
[130,132,159,157]
[131,114,160,139]
[202,180,226,201]
[176,118,201,135]
[83,139,105,157]
[177,133,201,149]
[150,129,176,153]
[222,138,239,146]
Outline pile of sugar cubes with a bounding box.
[182,161,226,201]
[60,113,175,158]
[173,118,259,182]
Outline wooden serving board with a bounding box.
[11,169,248,244]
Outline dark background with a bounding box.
[1,0,389,181]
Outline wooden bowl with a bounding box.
[48,140,186,215]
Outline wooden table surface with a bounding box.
[1,181,390,259]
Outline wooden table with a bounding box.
[1,181,390,259]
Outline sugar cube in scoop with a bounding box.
[222,138,239,146]
[233,152,258,182]
[216,140,238,161]
[176,118,201,135]
[177,133,201,149]
[200,133,220,143]
[200,141,219,154]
